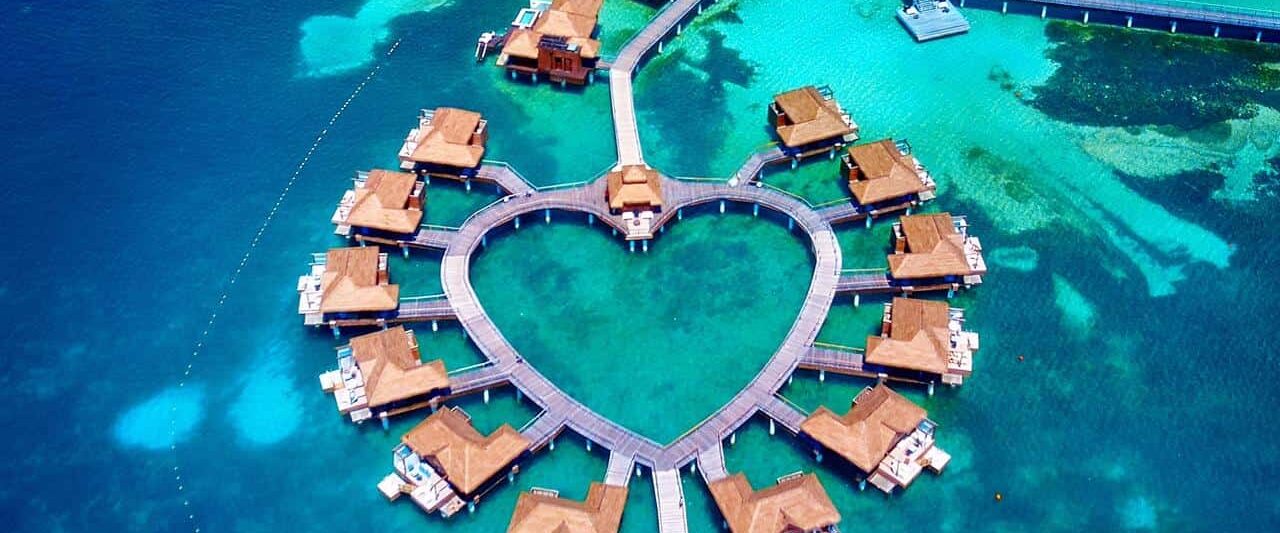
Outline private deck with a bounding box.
[898,0,971,41]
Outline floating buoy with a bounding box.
[994,492,1003,502]
[1017,355,1025,362]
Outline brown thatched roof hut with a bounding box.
[319,247,399,313]
[348,326,448,409]
[799,384,926,473]
[507,482,628,533]
[707,472,841,533]
[402,407,531,496]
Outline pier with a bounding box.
[608,0,712,165]
[653,469,688,533]
[972,0,1280,42]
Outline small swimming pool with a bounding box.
[513,8,539,29]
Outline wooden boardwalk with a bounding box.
[608,0,709,165]
[437,176,842,470]
[756,394,807,435]
[605,451,636,487]
[835,271,894,294]
[653,469,688,533]
[445,364,510,397]
[695,442,728,483]
[475,163,535,195]
[1024,0,1280,32]
[326,295,455,328]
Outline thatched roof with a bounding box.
[407,107,486,169]
[345,170,423,234]
[772,86,855,148]
[350,326,448,409]
[533,9,597,39]
[865,298,951,375]
[319,247,398,313]
[403,408,531,496]
[507,482,628,533]
[606,165,663,210]
[800,384,926,472]
[501,28,542,59]
[550,0,604,17]
[846,140,930,205]
[888,213,974,279]
[707,473,841,533]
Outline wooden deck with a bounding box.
[445,364,511,397]
[475,163,536,195]
[608,0,709,165]
[695,442,729,483]
[756,394,807,435]
[653,469,688,533]
[1024,0,1280,32]
[605,451,636,487]
[326,295,456,328]
[835,271,894,294]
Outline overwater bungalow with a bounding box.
[800,384,950,493]
[864,297,978,386]
[604,164,663,240]
[707,472,841,533]
[769,85,859,160]
[887,213,986,294]
[331,170,424,240]
[392,407,532,515]
[318,326,449,424]
[498,0,603,85]
[398,107,488,178]
[507,482,628,533]
[297,247,398,326]
[842,139,936,216]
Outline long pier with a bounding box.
[608,0,712,165]
[970,0,1279,41]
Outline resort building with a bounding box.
[707,472,841,533]
[604,164,663,240]
[498,0,603,85]
[800,384,950,493]
[318,326,449,423]
[394,407,531,513]
[842,139,936,215]
[769,85,859,159]
[331,169,424,239]
[864,297,978,386]
[507,482,629,533]
[297,247,398,326]
[398,107,488,178]
[887,213,986,293]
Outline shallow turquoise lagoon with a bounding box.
[3,0,1280,531]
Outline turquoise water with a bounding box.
[4,0,1280,531]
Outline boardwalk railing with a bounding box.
[399,293,447,303]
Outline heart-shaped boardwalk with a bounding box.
[336,2,915,530]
